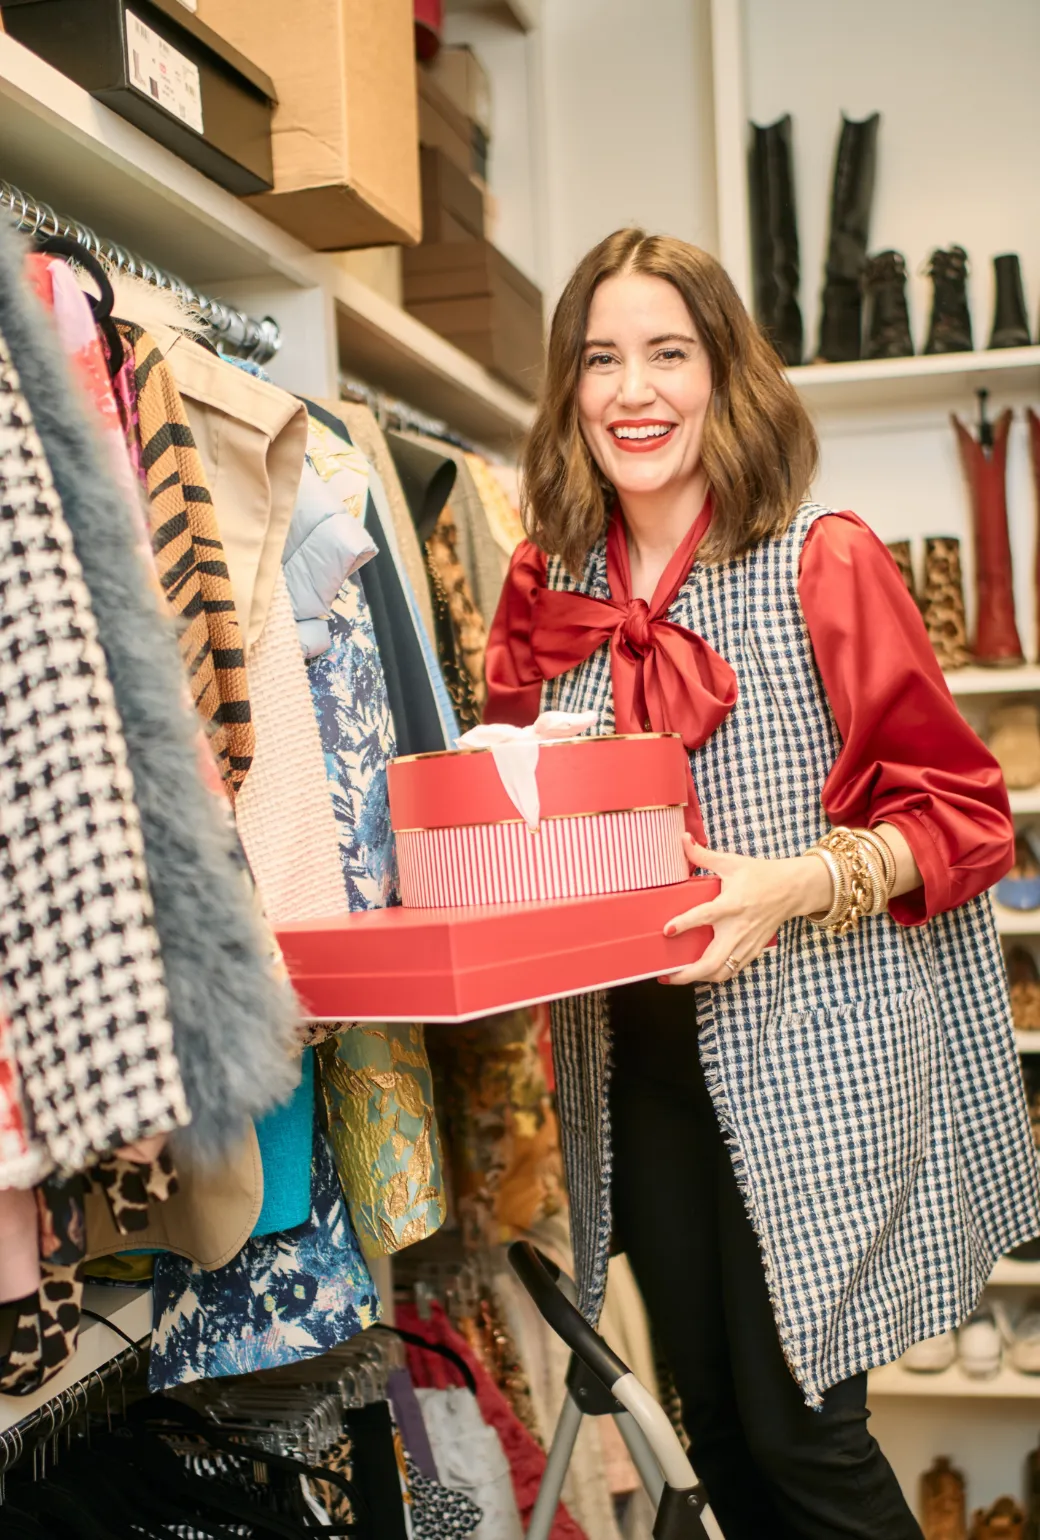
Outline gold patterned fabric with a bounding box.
[317,1024,446,1257]
[119,322,254,802]
[429,1006,565,1250]
[425,501,487,727]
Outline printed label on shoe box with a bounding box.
[126,10,203,135]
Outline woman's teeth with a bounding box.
[611,425,673,440]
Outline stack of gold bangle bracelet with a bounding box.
[806,826,897,936]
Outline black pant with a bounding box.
[608,979,922,1540]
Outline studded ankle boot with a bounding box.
[816,111,880,361]
[953,404,1023,664]
[748,113,804,366]
[925,245,974,354]
[922,1456,967,1540]
[971,1497,1025,1540]
[920,537,970,669]
[864,250,914,358]
[990,254,1032,349]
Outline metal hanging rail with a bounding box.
[1,177,281,363]
[0,1334,146,1484]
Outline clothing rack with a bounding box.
[0,176,281,363]
[0,1334,145,1487]
[339,369,492,458]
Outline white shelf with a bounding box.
[1009,790,1040,816]
[869,1360,1040,1399]
[788,346,1040,413]
[991,1258,1040,1285]
[995,903,1040,935]
[332,269,534,449]
[0,1286,151,1434]
[1015,1031,1040,1053]
[0,32,322,289]
[0,33,533,449]
[944,665,1040,697]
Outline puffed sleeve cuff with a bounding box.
[880,810,950,927]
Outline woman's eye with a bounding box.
[655,348,688,363]
[583,352,616,369]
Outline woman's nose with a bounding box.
[617,361,656,409]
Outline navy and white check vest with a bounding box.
[544,502,1040,1404]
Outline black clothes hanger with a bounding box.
[385,431,458,544]
[130,1396,368,1532]
[33,233,123,381]
[384,1325,479,1395]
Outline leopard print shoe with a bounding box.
[920,536,971,670]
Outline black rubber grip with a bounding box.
[508,1241,631,1393]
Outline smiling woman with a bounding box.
[482,227,1040,1540]
[521,229,816,579]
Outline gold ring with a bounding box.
[724,954,741,975]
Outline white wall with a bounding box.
[538,0,718,307]
[742,0,1040,359]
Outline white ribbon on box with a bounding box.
[456,711,600,830]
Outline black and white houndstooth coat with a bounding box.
[543,502,1040,1406]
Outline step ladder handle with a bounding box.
[508,1242,631,1394]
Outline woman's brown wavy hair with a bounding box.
[521,228,819,572]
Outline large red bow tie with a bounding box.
[529,499,737,842]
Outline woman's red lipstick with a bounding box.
[607,419,678,453]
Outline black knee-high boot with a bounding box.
[816,112,880,362]
[748,114,804,366]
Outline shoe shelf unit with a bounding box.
[0,31,534,451]
[869,1362,1040,1400]
[710,0,1040,1512]
[993,904,1040,937]
[943,668,1040,698]
[788,347,1040,415]
[0,1286,151,1434]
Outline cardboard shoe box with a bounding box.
[1,0,276,194]
[417,64,474,179]
[195,0,421,248]
[420,145,484,243]
[403,238,544,398]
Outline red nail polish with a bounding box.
[664,923,676,937]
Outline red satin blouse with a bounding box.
[484,510,1014,926]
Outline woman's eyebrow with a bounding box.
[647,332,697,345]
[583,338,616,348]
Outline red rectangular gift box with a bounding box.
[276,876,719,1024]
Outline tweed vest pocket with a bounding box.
[761,988,932,1193]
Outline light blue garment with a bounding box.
[282,461,377,658]
[252,1047,315,1236]
[364,462,458,746]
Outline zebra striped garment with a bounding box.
[119,321,254,802]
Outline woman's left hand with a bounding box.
[660,833,831,986]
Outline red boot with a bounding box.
[952,405,1024,665]
[1028,407,1040,663]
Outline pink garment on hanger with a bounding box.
[0,1186,40,1302]
[0,1010,45,1190]
[397,1301,588,1540]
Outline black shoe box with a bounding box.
[1,0,276,195]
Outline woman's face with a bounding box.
[577,272,713,503]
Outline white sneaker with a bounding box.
[958,1306,1004,1378]
[1009,1297,1040,1374]
[900,1331,957,1373]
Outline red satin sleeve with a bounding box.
[484,540,548,726]
[800,511,1013,925]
